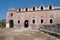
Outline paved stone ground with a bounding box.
[0,28,60,40]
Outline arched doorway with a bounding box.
[24,20,29,28]
[9,20,14,28]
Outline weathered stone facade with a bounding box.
[6,4,60,30]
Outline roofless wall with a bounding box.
[8,4,60,12]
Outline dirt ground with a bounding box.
[0,28,60,40]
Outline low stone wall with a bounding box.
[40,24,60,35]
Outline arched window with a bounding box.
[32,20,35,24]
[18,20,20,24]
[41,19,44,24]
[33,7,35,11]
[26,8,28,11]
[41,6,43,10]
[11,13,13,17]
[49,5,52,10]
[50,19,53,24]
[19,8,21,12]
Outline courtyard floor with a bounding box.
[0,28,59,40]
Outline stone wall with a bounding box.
[6,4,60,30]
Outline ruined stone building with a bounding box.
[6,4,60,30]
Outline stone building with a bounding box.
[6,4,60,30]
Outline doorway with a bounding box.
[9,20,14,28]
[24,20,29,28]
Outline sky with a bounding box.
[0,0,60,20]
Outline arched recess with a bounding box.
[41,6,43,10]
[50,18,53,24]
[49,5,52,10]
[33,6,35,11]
[19,8,21,12]
[9,20,14,28]
[24,20,29,28]
[25,7,28,11]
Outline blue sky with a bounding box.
[0,0,60,20]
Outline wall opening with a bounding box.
[50,19,53,24]
[19,8,21,12]
[41,6,43,10]
[49,5,52,10]
[26,8,28,11]
[24,20,29,28]
[11,13,13,17]
[41,19,44,24]
[33,7,35,11]
[18,20,20,24]
[32,20,35,24]
[9,20,14,28]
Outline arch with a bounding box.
[19,8,21,12]
[49,5,52,10]
[41,19,44,24]
[32,19,35,24]
[50,19,53,24]
[18,20,20,24]
[9,20,14,28]
[24,20,29,28]
[11,13,13,17]
[33,7,35,11]
[25,8,28,11]
[41,6,43,10]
